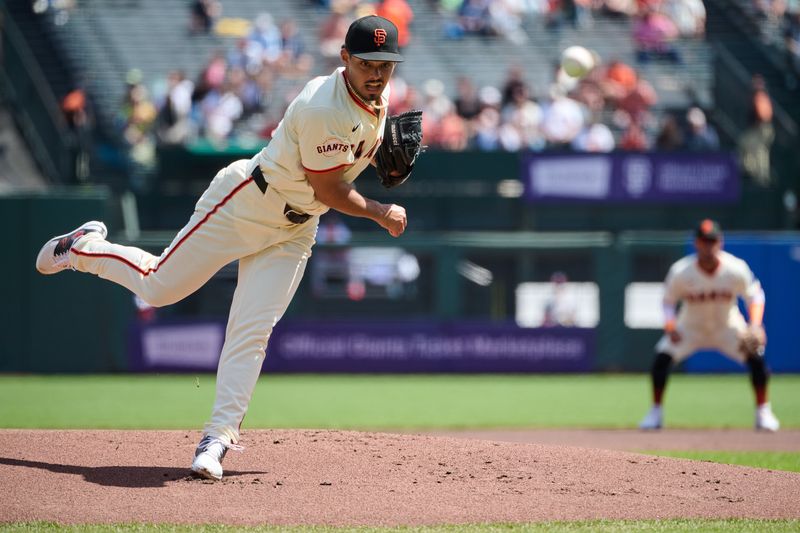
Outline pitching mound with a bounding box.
[1,429,798,526]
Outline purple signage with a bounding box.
[522,152,740,203]
[129,320,594,373]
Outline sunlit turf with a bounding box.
[0,374,797,430]
[640,450,800,472]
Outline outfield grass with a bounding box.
[641,450,800,472]
[2,520,800,532]
[0,374,797,430]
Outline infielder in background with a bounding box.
[35,15,423,480]
[639,219,780,432]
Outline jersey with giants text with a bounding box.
[665,251,762,332]
[252,67,388,216]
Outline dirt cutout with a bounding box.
[0,429,798,526]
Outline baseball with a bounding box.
[561,46,595,79]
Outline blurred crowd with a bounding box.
[110,0,776,186]
[747,0,800,90]
[434,0,705,57]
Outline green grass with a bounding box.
[0,374,798,430]
[2,520,800,532]
[641,450,800,472]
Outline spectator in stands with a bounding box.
[684,107,719,151]
[387,76,420,114]
[603,0,637,17]
[737,74,775,186]
[541,272,577,327]
[32,0,75,26]
[248,12,283,68]
[633,9,682,63]
[453,0,496,37]
[200,80,244,145]
[572,122,615,152]
[600,59,638,103]
[654,113,684,151]
[61,85,92,181]
[500,64,528,108]
[783,11,800,90]
[569,61,606,115]
[189,0,222,35]
[421,78,455,125]
[436,109,471,150]
[453,76,482,120]
[488,0,528,44]
[572,0,595,29]
[252,66,278,129]
[418,78,454,148]
[376,0,415,52]
[319,2,353,70]
[227,65,261,117]
[619,121,649,150]
[192,51,228,105]
[663,0,706,38]
[277,19,314,77]
[157,70,195,145]
[614,74,658,130]
[544,0,567,30]
[119,78,158,188]
[227,38,253,74]
[473,106,503,150]
[541,94,586,149]
[501,82,544,150]
[62,86,88,132]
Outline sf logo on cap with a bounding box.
[374,28,387,46]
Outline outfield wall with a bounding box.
[4,194,798,373]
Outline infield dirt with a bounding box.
[0,429,798,526]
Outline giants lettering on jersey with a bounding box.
[684,290,734,303]
[316,138,350,156]
[315,138,382,160]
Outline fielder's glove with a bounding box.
[739,325,767,355]
[375,110,424,188]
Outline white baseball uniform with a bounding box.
[655,250,764,363]
[69,67,388,443]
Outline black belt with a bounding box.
[251,165,312,225]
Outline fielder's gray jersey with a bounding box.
[253,67,389,216]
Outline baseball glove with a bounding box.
[375,110,424,188]
[739,325,767,355]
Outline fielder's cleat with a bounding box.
[638,405,663,430]
[755,403,780,432]
[190,435,242,481]
[35,221,107,275]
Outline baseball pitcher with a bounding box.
[639,219,780,431]
[35,15,423,480]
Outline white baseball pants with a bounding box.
[70,158,318,443]
[655,311,750,363]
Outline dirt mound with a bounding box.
[0,429,798,526]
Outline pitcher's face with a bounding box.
[341,50,396,103]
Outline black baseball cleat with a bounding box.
[35,221,107,275]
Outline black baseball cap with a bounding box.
[344,15,404,63]
[695,219,722,241]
